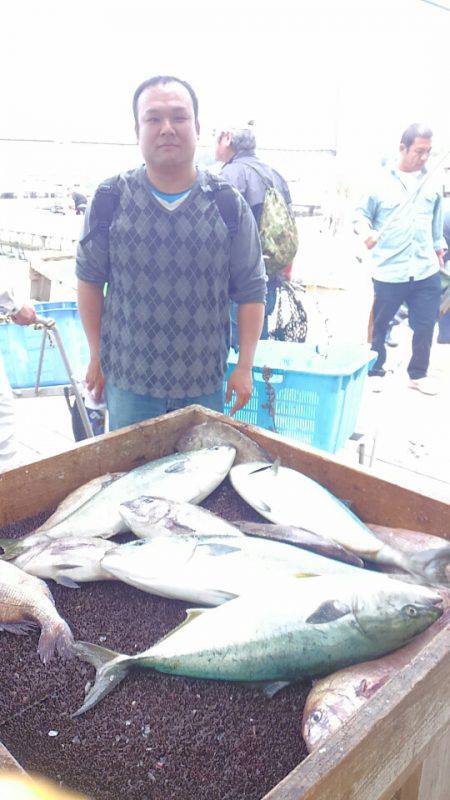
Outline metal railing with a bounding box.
[0,230,77,259]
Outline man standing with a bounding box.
[354,123,446,394]
[215,122,294,346]
[76,76,266,430]
[0,289,37,472]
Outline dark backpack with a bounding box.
[79,172,240,249]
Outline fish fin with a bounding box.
[38,619,75,664]
[248,461,277,476]
[72,641,130,716]
[343,552,365,568]
[255,499,272,513]
[293,571,319,579]
[0,620,38,635]
[339,498,353,509]
[154,608,208,645]
[164,460,188,474]
[167,519,197,536]
[75,640,121,668]
[199,542,242,557]
[56,575,80,589]
[306,600,351,625]
[261,680,291,698]
[407,546,450,586]
[185,608,207,622]
[103,471,127,487]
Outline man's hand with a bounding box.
[11,304,37,326]
[85,355,105,403]
[436,251,446,270]
[364,232,379,250]
[225,365,252,416]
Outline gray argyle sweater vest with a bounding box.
[101,168,231,398]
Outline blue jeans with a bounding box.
[105,382,224,432]
[370,273,441,379]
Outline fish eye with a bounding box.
[310,710,322,723]
[404,605,418,617]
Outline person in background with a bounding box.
[77,76,266,431]
[71,187,88,215]
[215,122,293,348]
[354,123,446,394]
[0,288,37,472]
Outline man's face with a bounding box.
[215,131,233,163]
[136,82,199,172]
[399,136,432,172]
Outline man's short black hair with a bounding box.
[133,75,199,129]
[401,123,433,148]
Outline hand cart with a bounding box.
[0,312,95,439]
[33,315,94,438]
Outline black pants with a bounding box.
[369,272,441,379]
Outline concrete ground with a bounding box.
[337,326,450,503]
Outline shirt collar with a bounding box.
[390,161,428,180]
[229,150,256,163]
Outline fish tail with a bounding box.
[38,619,75,665]
[72,641,131,716]
[407,546,450,587]
[0,537,29,560]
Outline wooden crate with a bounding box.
[0,405,448,800]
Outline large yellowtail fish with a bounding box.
[0,446,236,559]
[73,574,442,716]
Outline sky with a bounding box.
[2,0,449,169]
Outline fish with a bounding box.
[72,574,443,715]
[229,461,450,584]
[368,525,450,584]
[176,420,273,465]
[118,496,245,540]
[234,521,364,567]
[11,538,117,588]
[100,531,368,605]
[0,446,236,559]
[0,560,74,663]
[35,472,126,534]
[302,593,450,752]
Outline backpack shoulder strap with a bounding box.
[79,175,121,247]
[207,175,241,237]
[235,158,274,190]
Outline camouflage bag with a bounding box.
[259,186,299,277]
[242,161,299,277]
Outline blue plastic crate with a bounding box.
[0,301,89,388]
[224,340,376,453]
